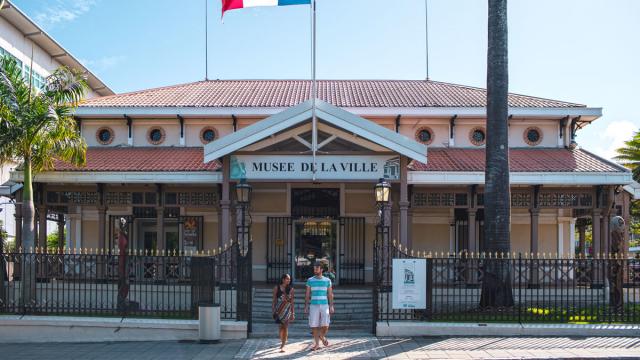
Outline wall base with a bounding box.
[0,316,246,343]
[377,321,640,337]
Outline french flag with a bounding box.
[222,0,310,16]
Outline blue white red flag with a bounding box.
[222,0,310,16]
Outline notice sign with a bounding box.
[230,155,400,180]
[392,258,427,309]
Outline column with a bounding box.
[98,207,106,250]
[57,214,65,251]
[578,220,586,256]
[529,208,540,288]
[592,208,603,287]
[468,209,477,254]
[601,215,609,255]
[399,156,410,248]
[592,209,601,257]
[220,156,231,246]
[38,205,47,250]
[156,185,165,251]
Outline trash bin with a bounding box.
[199,303,221,343]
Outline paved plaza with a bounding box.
[2,336,640,359]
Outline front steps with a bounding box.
[250,285,374,337]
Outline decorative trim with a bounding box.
[95,127,114,145]
[414,127,434,145]
[523,126,543,146]
[75,106,603,119]
[199,126,218,145]
[11,171,223,184]
[408,171,632,185]
[147,126,166,145]
[469,127,486,146]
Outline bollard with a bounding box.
[199,303,221,343]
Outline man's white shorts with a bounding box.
[308,304,330,328]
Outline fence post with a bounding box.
[518,253,522,324]
[426,258,433,321]
[0,228,5,311]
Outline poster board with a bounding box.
[392,258,427,309]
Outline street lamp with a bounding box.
[374,178,391,206]
[374,178,391,287]
[235,179,252,256]
[235,178,252,205]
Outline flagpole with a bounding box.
[311,0,317,181]
[205,0,209,80]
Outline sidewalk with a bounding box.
[1,336,640,359]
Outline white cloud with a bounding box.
[34,0,97,28]
[589,120,637,161]
[79,55,126,72]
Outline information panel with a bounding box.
[392,258,427,309]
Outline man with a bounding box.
[304,260,334,351]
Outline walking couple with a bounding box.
[272,260,334,352]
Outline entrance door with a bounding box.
[294,220,337,282]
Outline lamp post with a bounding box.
[374,178,391,285]
[235,179,252,257]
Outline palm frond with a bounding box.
[44,66,88,106]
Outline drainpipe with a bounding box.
[125,115,133,146]
[178,115,185,146]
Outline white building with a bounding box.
[0,0,113,245]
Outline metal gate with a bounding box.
[266,217,293,283]
[339,217,365,284]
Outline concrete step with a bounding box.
[250,323,373,338]
[252,312,373,322]
[251,300,373,308]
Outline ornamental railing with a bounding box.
[375,241,640,325]
[0,240,251,322]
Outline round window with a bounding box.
[95,127,114,145]
[524,127,542,146]
[469,127,486,146]
[147,127,165,145]
[200,127,218,144]
[415,127,434,145]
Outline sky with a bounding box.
[10,0,640,161]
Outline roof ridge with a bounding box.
[80,79,590,109]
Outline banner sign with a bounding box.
[230,155,400,180]
[392,258,427,309]
[182,217,200,252]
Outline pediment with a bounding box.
[203,99,427,163]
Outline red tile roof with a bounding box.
[80,80,585,109]
[53,147,221,172]
[409,148,627,173]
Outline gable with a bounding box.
[203,99,427,163]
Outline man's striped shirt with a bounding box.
[306,276,332,305]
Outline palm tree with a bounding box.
[615,131,640,242]
[0,56,88,307]
[615,131,640,181]
[481,0,514,307]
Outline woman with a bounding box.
[272,273,295,352]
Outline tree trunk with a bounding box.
[20,157,36,310]
[481,0,514,308]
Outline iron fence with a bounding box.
[0,241,250,321]
[375,241,640,325]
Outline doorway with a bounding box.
[294,219,337,282]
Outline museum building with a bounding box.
[8,79,633,284]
